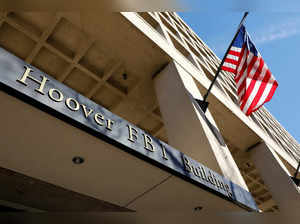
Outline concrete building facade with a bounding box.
[0,11,299,213]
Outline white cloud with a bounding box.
[203,16,300,57]
[253,19,300,44]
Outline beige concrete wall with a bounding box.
[154,61,248,189]
[251,142,300,212]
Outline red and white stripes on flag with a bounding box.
[221,25,278,116]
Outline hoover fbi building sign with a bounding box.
[0,48,257,211]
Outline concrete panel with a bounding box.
[154,61,248,189]
[251,142,300,212]
[0,90,170,207]
[128,176,240,212]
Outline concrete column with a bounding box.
[251,142,300,212]
[154,61,248,189]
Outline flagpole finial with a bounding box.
[239,12,249,27]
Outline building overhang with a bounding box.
[0,47,257,211]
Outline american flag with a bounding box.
[221,25,278,116]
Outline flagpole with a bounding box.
[197,12,249,113]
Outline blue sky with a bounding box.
[178,11,300,142]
